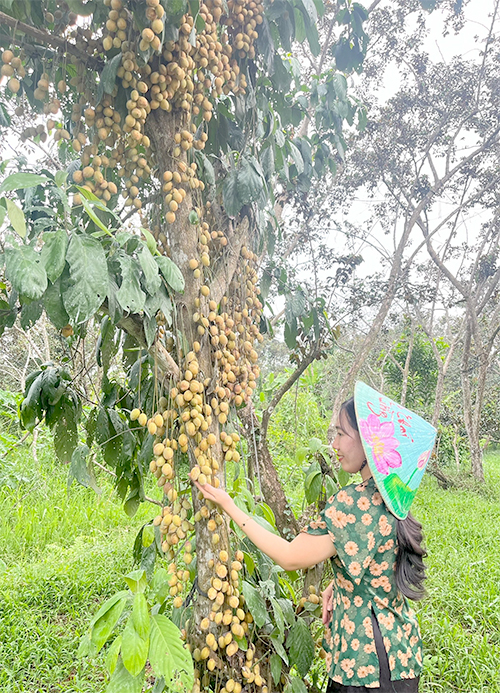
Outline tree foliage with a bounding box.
[0,0,370,689]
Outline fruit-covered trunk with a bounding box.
[146,108,265,689]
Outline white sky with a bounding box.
[287,0,498,312]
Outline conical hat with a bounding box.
[354,381,437,519]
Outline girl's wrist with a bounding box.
[221,495,236,515]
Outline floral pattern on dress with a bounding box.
[301,477,422,688]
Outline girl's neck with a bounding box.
[360,461,372,482]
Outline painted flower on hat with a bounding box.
[359,413,402,476]
[417,449,431,469]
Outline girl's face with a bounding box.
[332,412,368,477]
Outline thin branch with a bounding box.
[0,11,103,71]
[261,342,321,442]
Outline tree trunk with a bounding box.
[239,402,299,539]
[460,324,485,482]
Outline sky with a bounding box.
[292,0,499,313]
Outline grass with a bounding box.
[413,451,500,693]
[0,438,154,693]
[1,433,500,692]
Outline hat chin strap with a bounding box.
[359,459,368,471]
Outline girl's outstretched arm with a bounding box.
[191,476,336,571]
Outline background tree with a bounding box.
[0,0,370,691]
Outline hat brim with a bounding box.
[354,382,437,519]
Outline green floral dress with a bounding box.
[301,477,423,688]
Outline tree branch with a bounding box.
[0,11,103,71]
[261,343,321,443]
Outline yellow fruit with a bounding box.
[2,50,14,63]
[8,77,20,93]
[148,421,158,435]
[130,408,141,421]
[154,413,164,427]
[138,413,148,426]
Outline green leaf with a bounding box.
[5,245,47,299]
[288,141,304,175]
[79,194,114,237]
[51,396,81,465]
[308,437,323,452]
[304,469,322,504]
[5,198,26,238]
[242,581,268,628]
[293,7,306,43]
[291,678,308,693]
[116,254,146,313]
[149,614,194,689]
[144,314,157,348]
[132,592,150,640]
[40,229,68,282]
[199,153,215,185]
[106,659,144,693]
[276,597,296,626]
[155,255,185,293]
[324,474,338,499]
[68,443,101,493]
[63,234,108,323]
[105,635,122,675]
[121,597,149,677]
[142,524,155,548]
[270,653,282,685]
[223,156,265,217]
[124,569,147,594]
[0,172,48,195]
[286,617,315,677]
[297,0,317,23]
[140,227,158,256]
[138,247,161,295]
[98,53,123,102]
[271,597,285,636]
[55,170,68,188]
[270,631,289,664]
[91,594,129,653]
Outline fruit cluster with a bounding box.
[2,0,262,216]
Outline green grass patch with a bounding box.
[413,452,500,693]
[1,440,500,692]
[0,442,154,693]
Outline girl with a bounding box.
[191,382,435,692]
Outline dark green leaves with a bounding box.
[63,234,108,323]
[156,255,185,293]
[116,254,146,313]
[242,581,268,627]
[40,229,68,282]
[121,593,150,676]
[304,460,322,504]
[138,247,161,295]
[286,617,315,677]
[149,614,194,690]
[5,245,47,299]
[223,156,266,217]
[69,444,101,493]
[97,53,122,103]
[90,591,129,654]
[0,172,49,195]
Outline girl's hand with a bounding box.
[190,473,232,510]
[321,580,334,625]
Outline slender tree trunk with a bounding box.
[239,402,299,539]
[327,214,417,442]
[460,324,485,482]
[400,328,414,407]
